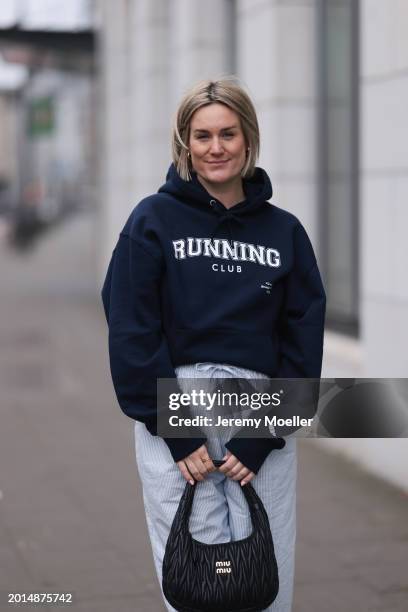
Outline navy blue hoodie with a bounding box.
[101,163,326,473]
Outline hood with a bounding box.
[158,163,273,241]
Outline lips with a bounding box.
[207,160,230,165]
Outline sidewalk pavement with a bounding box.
[0,211,406,612]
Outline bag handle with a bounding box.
[212,459,226,468]
[177,458,268,536]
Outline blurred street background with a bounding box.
[0,1,407,611]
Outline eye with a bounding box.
[222,132,234,139]
[196,134,209,140]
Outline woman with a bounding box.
[101,77,326,611]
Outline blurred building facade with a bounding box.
[16,69,96,222]
[98,0,407,490]
[0,87,19,214]
[0,0,97,229]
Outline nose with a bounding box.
[209,137,224,154]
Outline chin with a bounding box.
[205,173,232,183]
[203,168,238,184]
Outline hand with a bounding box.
[218,450,255,486]
[177,444,216,485]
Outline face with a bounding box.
[188,103,247,188]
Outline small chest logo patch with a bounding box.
[260,281,273,294]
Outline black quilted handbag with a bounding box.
[162,460,279,612]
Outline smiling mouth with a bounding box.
[207,160,230,165]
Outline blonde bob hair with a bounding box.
[172,76,260,181]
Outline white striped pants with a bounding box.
[134,362,297,611]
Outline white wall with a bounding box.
[98,0,136,277]
[168,0,232,110]
[360,0,408,378]
[236,0,320,253]
[318,0,408,493]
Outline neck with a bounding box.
[196,174,245,209]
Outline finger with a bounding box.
[185,458,205,481]
[218,456,239,473]
[225,462,244,479]
[240,472,256,486]
[229,466,249,481]
[197,449,211,464]
[200,454,216,472]
[218,454,239,472]
[177,461,195,485]
[195,456,211,477]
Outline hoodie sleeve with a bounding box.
[101,230,206,463]
[225,221,326,474]
[275,222,326,380]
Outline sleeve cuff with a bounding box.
[144,417,207,463]
[163,436,208,463]
[225,436,286,474]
